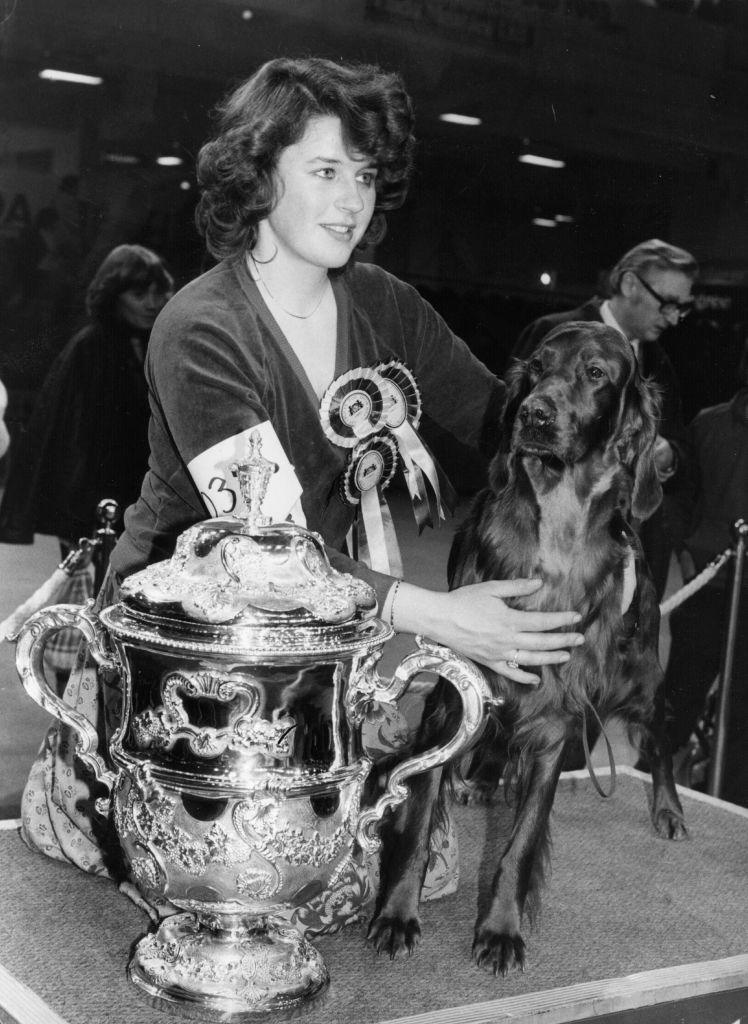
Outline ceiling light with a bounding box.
[180,180,192,191]
[555,214,574,223]
[519,153,565,169]
[539,272,554,287]
[156,155,183,167]
[39,69,103,85]
[532,217,557,228]
[102,153,140,166]
[439,113,482,127]
[242,8,253,18]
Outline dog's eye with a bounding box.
[586,365,606,381]
[528,359,542,375]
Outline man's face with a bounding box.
[618,267,694,342]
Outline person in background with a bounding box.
[509,239,698,600]
[20,56,584,882]
[0,243,173,691]
[0,244,173,549]
[664,339,748,806]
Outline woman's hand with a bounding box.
[392,579,584,685]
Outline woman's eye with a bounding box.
[587,365,606,381]
[315,167,336,179]
[357,170,377,187]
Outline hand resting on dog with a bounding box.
[392,578,584,685]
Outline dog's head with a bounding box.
[492,321,662,520]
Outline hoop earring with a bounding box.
[250,242,278,265]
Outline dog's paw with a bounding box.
[367,914,422,959]
[472,927,526,975]
[652,807,688,841]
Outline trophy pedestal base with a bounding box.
[128,911,329,1019]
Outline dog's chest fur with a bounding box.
[486,459,625,615]
[460,458,644,724]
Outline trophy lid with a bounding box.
[117,431,380,636]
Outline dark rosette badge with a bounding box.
[320,367,385,448]
[341,434,402,576]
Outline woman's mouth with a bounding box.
[322,223,355,241]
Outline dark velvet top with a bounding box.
[111,257,504,607]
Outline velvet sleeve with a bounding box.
[146,305,271,467]
[379,274,505,459]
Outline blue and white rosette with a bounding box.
[375,360,457,533]
[341,433,403,577]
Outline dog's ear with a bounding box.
[612,364,663,521]
[489,357,532,491]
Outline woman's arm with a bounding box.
[387,578,583,685]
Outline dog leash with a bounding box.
[581,698,617,798]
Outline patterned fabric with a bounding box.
[42,565,94,673]
[21,570,123,875]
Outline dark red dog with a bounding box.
[369,321,686,973]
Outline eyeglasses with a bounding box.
[632,272,694,322]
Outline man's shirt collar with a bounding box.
[600,299,639,360]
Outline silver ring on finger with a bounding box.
[506,649,520,670]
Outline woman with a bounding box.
[0,243,173,547]
[21,59,582,881]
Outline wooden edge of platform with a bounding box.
[376,954,748,1024]
[0,818,20,831]
[562,763,748,819]
[0,964,72,1024]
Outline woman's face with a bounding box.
[257,115,378,271]
[116,281,171,331]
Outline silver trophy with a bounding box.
[15,432,493,1018]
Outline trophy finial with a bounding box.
[231,430,278,532]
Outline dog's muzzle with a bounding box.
[519,395,556,430]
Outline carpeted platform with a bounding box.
[1,767,748,1024]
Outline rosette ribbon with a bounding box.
[342,434,403,577]
[319,367,385,448]
[376,361,458,533]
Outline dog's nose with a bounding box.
[520,398,556,428]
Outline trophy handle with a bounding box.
[15,602,118,802]
[354,635,497,853]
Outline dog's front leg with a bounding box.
[367,765,443,958]
[473,738,566,975]
[642,686,687,839]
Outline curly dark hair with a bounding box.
[195,57,416,261]
[85,244,174,324]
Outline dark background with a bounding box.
[1,0,747,447]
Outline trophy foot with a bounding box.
[128,912,329,1019]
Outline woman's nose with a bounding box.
[335,177,366,213]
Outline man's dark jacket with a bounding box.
[510,297,688,600]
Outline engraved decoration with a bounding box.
[131,670,296,761]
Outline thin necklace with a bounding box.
[249,254,329,320]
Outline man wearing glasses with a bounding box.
[510,238,698,601]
